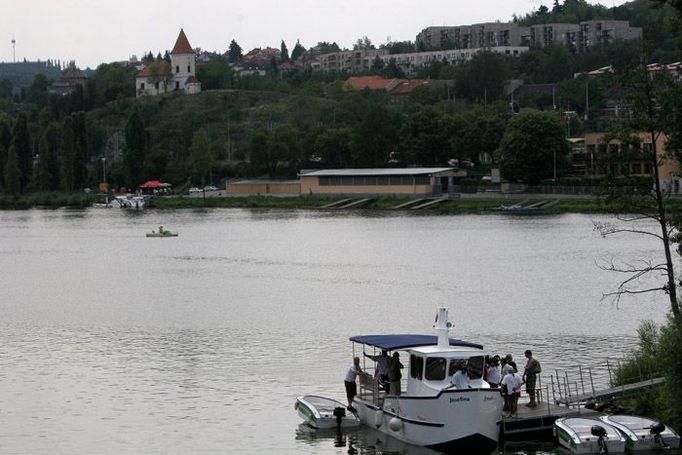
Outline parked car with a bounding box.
[203,186,219,191]
[188,187,203,194]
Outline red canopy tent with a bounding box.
[138,180,165,188]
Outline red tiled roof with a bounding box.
[388,79,429,95]
[344,76,395,91]
[171,29,194,55]
[136,60,172,78]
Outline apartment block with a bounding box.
[416,20,641,53]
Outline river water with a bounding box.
[0,208,674,454]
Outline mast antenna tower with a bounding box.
[11,35,16,62]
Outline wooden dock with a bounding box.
[502,400,599,440]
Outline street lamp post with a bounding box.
[101,157,107,183]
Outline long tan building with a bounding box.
[299,168,463,196]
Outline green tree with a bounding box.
[399,106,453,166]
[72,112,88,190]
[455,51,510,102]
[314,42,341,54]
[353,36,375,50]
[381,41,416,54]
[280,40,290,61]
[25,73,50,104]
[227,39,243,63]
[31,122,62,192]
[249,125,301,179]
[124,108,147,188]
[496,110,569,185]
[0,78,12,99]
[291,40,306,61]
[0,115,11,189]
[188,128,214,185]
[12,113,31,192]
[314,128,354,168]
[196,57,235,90]
[3,145,20,194]
[59,116,76,191]
[352,104,399,167]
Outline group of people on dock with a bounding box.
[486,350,541,417]
[344,348,540,417]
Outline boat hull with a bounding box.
[146,233,178,237]
[295,395,360,430]
[600,415,681,451]
[355,388,502,453]
[554,417,626,454]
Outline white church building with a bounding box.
[136,29,201,97]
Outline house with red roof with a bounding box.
[344,75,430,99]
[136,29,201,97]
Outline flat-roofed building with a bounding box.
[299,168,465,196]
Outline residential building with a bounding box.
[416,20,641,53]
[343,75,431,99]
[48,65,87,96]
[311,49,388,73]
[379,46,527,77]
[582,132,681,194]
[136,29,201,97]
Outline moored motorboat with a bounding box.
[600,414,680,451]
[295,395,360,430]
[554,417,626,454]
[348,307,503,454]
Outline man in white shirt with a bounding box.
[501,370,523,417]
[443,361,470,390]
[486,357,501,388]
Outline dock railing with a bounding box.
[545,358,663,407]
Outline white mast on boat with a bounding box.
[433,307,452,349]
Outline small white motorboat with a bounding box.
[600,414,681,451]
[295,395,360,430]
[554,417,627,454]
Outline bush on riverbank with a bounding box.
[0,192,94,209]
[614,319,682,432]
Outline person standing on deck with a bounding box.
[364,350,390,392]
[344,357,364,412]
[388,352,404,395]
[523,350,541,408]
[487,355,501,388]
[501,368,523,417]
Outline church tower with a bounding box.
[170,29,201,94]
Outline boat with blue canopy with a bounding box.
[346,307,503,454]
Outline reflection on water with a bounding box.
[0,209,672,454]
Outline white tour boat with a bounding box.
[554,417,627,454]
[295,395,360,430]
[348,307,503,453]
[600,414,680,451]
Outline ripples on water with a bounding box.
[0,209,670,454]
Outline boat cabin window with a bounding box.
[410,355,423,380]
[425,357,446,381]
[467,356,484,379]
[446,356,485,379]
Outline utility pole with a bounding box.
[11,35,16,63]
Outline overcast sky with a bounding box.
[1,0,631,69]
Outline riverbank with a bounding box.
[3,192,682,214]
[0,192,95,209]
[150,194,682,214]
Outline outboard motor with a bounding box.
[591,425,609,454]
[333,407,346,427]
[649,422,671,449]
